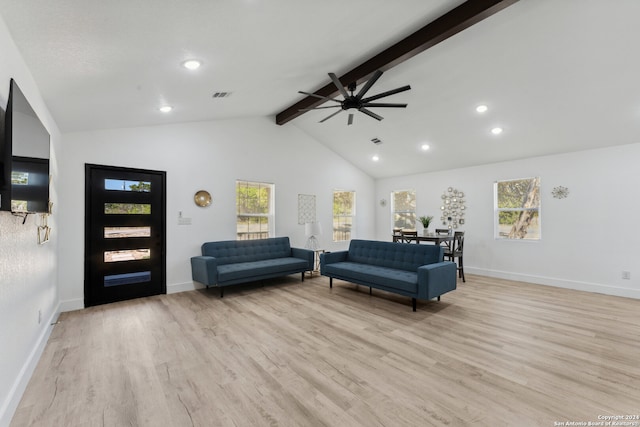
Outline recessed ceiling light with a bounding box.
[372,155,380,162]
[421,143,430,151]
[182,60,201,70]
[159,105,173,113]
[476,105,488,113]
[491,127,503,135]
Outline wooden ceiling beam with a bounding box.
[275,0,519,125]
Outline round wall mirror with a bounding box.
[194,190,212,207]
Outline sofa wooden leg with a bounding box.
[412,298,417,312]
[220,287,224,298]
[437,295,440,301]
[369,287,372,295]
[301,272,305,282]
[330,277,333,288]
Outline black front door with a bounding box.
[84,164,166,307]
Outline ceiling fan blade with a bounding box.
[361,102,408,108]
[355,70,383,100]
[347,113,354,126]
[319,109,343,123]
[298,91,341,103]
[359,108,383,121]
[362,85,411,103]
[299,105,342,111]
[328,73,350,98]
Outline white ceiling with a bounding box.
[1,0,639,178]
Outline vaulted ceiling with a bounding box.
[1,0,639,178]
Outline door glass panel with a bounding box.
[11,200,28,211]
[12,171,29,185]
[105,179,151,192]
[104,203,151,214]
[104,249,151,262]
[11,173,31,211]
[104,227,151,238]
[104,271,151,287]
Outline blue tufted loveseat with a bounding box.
[191,237,314,297]
[320,239,457,311]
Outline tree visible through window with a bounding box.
[495,177,541,240]
[333,190,355,242]
[391,190,416,230]
[236,180,274,240]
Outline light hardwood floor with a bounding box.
[11,275,640,426]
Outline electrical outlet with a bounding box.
[38,309,42,324]
[178,217,192,225]
[622,271,631,280]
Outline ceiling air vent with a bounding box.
[212,91,232,98]
[371,137,382,145]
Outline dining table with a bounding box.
[392,233,453,246]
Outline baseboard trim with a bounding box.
[0,304,61,427]
[466,267,640,299]
[58,298,84,313]
[167,281,202,294]
[57,283,205,309]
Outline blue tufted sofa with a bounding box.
[320,239,457,311]
[191,237,314,297]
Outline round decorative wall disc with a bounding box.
[194,190,212,207]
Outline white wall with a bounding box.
[376,143,640,298]
[0,15,61,427]
[58,117,375,308]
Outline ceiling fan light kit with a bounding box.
[298,70,410,125]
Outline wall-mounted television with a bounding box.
[0,79,50,213]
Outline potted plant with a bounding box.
[418,215,434,236]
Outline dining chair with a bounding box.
[435,228,453,252]
[400,230,418,243]
[445,231,465,282]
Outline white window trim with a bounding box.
[333,189,355,242]
[236,180,275,239]
[391,189,416,231]
[494,177,541,241]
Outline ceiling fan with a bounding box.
[298,70,411,125]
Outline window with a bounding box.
[333,190,355,242]
[391,190,416,230]
[236,180,274,240]
[495,177,541,240]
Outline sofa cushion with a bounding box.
[323,262,418,293]
[217,257,308,282]
[202,237,292,265]
[347,239,442,272]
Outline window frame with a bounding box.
[236,180,275,240]
[390,189,416,231]
[332,189,355,242]
[494,177,541,241]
